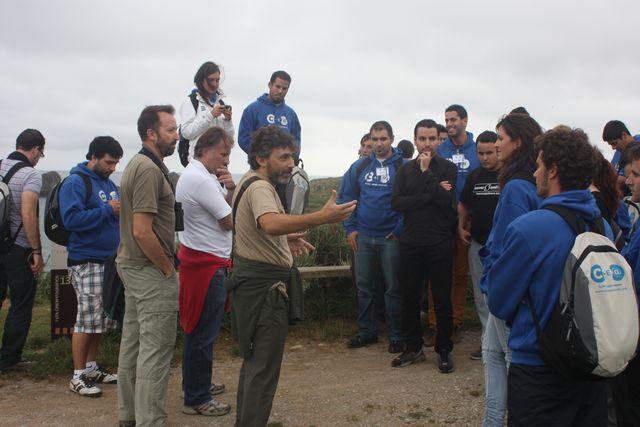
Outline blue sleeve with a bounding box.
[238,106,255,154]
[615,200,632,242]
[60,177,113,231]
[337,164,358,236]
[486,225,536,322]
[622,229,640,296]
[291,112,302,158]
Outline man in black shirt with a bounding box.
[391,119,457,373]
[458,131,500,360]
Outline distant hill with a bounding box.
[307,177,342,212]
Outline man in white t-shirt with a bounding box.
[175,126,235,417]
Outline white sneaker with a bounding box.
[69,374,102,397]
[85,365,117,384]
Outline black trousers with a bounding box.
[399,239,453,353]
[610,354,640,427]
[508,363,608,427]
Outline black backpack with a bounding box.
[178,92,199,167]
[0,160,30,253]
[44,173,92,246]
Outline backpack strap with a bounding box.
[189,91,199,112]
[67,172,93,204]
[543,204,605,236]
[232,176,262,235]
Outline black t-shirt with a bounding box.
[459,167,499,245]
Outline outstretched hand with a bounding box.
[320,190,357,223]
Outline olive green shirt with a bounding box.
[116,153,175,266]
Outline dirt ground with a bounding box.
[0,330,485,427]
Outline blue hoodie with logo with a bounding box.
[338,149,405,238]
[59,162,120,263]
[238,94,301,157]
[487,190,613,366]
[437,131,479,200]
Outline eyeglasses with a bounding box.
[38,147,45,158]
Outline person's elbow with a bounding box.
[258,213,282,236]
[219,214,233,231]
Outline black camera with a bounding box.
[174,201,184,232]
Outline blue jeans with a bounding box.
[182,268,227,407]
[469,240,489,334]
[482,312,512,427]
[0,245,37,370]
[354,234,401,341]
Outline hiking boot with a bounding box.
[437,350,455,373]
[69,374,103,397]
[182,398,231,416]
[469,348,483,360]
[388,340,405,354]
[346,335,378,349]
[85,365,117,384]
[391,349,426,368]
[424,329,436,347]
[451,326,462,344]
[181,383,226,399]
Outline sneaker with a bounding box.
[424,329,436,347]
[181,383,226,398]
[346,335,378,349]
[469,348,483,360]
[69,374,103,397]
[182,398,231,416]
[85,365,117,384]
[451,326,462,344]
[391,349,426,368]
[388,341,405,354]
[437,350,455,373]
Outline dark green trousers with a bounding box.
[235,287,289,427]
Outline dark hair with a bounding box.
[194,127,232,158]
[602,120,630,142]
[476,130,497,144]
[397,140,414,159]
[86,136,123,160]
[370,121,393,138]
[194,61,221,94]
[592,148,621,217]
[270,70,291,84]
[436,123,447,135]
[510,106,530,115]
[619,141,640,171]
[137,105,175,140]
[359,133,371,145]
[16,129,45,150]
[445,104,468,119]
[248,125,295,170]
[535,126,596,191]
[495,113,543,187]
[413,119,438,138]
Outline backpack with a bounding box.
[44,172,92,246]
[284,159,310,215]
[177,92,199,167]
[528,204,639,381]
[0,160,30,253]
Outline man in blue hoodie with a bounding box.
[338,121,404,353]
[238,70,301,160]
[487,126,608,426]
[431,104,479,342]
[60,136,123,398]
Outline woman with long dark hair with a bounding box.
[480,112,543,427]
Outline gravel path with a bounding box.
[0,330,485,426]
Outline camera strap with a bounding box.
[138,147,175,194]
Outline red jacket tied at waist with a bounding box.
[178,245,231,334]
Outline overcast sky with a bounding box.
[1,0,638,178]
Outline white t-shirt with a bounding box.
[176,159,232,258]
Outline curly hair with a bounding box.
[248,125,295,170]
[592,147,621,218]
[495,113,543,187]
[535,126,596,191]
